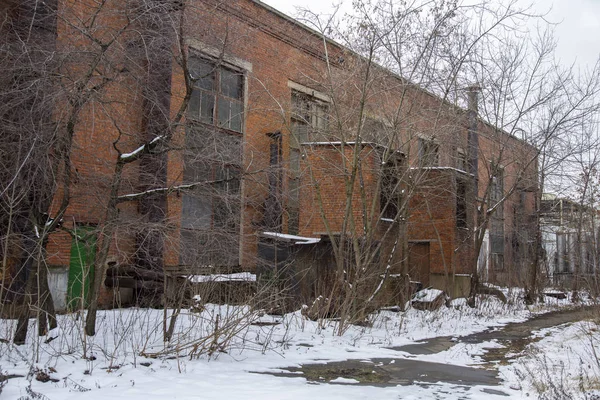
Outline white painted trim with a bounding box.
[287,81,330,102]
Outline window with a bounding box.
[418,138,439,167]
[264,132,283,231]
[180,128,242,266]
[489,164,504,269]
[291,91,328,145]
[456,178,467,228]
[381,154,404,220]
[288,90,329,234]
[181,57,244,267]
[187,57,244,132]
[456,148,468,172]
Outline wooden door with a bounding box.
[408,242,430,286]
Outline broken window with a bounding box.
[187,57,244,132]
[418,137,439,167]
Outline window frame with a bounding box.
[187,56,245,133]
[290,90,329,146]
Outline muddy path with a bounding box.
[394,305,600,366]
[262,305,599,390]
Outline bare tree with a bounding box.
[290,0,600,323]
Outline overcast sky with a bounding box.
[261,0,600,72]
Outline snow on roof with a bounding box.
[301,141,369,146]
[300,141,405,154]
[186,272,256,283]
[119,135,163,160]
[409,166,472,175]
[260,231,321,245]
[412,288,445,303]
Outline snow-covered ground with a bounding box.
[1,289,598,400]
[501,320,600,399]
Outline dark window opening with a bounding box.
[381,154,404,220]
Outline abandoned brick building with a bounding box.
[0,0,539,310]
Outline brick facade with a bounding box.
[3,0,538,306]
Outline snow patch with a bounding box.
[412,288,445,303]
[330,377,360,384]
[187,272,256,283]
[261,231,321,244]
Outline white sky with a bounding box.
[261,0,600,72]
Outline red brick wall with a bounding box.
[40,0,538,293]
[407,169,458,275]
[299,144,379,237]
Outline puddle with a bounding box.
[392,336,456,355]
[261,358,500,387]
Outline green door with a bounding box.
[67,225,97,310]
